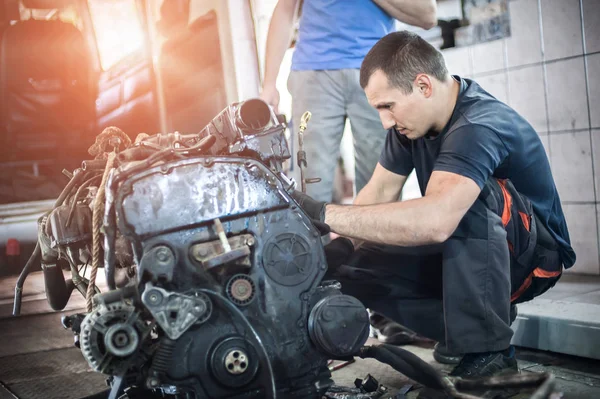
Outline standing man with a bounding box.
[260,0,437,202]
[293,31,575,378]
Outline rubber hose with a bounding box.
[13,242,41,316]
[13,170,86,316]
[357,345,446,391]
[43,264,75,311]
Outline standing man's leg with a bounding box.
[345,69,387,195]
[288,70,347,202]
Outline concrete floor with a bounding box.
[1,272,600,399]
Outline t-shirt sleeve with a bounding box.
[434,125,509,188]
[378,129,414,176]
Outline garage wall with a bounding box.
[189,0,261,102]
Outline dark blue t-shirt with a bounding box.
[379,77,576,268]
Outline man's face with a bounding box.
[365,70,433,140]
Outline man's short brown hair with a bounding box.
[360,31,449,94]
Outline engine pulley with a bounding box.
[210,337,259,388]
[225,274,256,306]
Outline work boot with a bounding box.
[369,312,417,345]
[433,305,518,365]
[449,346,518,379]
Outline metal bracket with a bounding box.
[141,284,211,340]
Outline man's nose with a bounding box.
[379,112,395,130]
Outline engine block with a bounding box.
[29,99,369,399]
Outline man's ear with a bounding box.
[414,74,433,98]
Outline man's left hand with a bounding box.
[291,190,326,222]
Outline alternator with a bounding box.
[80,300,148,375]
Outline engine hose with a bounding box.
[199,289,276,399]
[360,345,557,399]
[87,152,117,312]
[13,170,88,316]
[103,204,117,291]
[65,174,102,228]
[55,169,87,207]
[359,345,483,398]
[12,242,41,316]
[42,264,75,311]
[82,159,108,171]
[357,345,447,392]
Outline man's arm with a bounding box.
[372,0,437,29]
[354,163,407,206]
[260,0,300,112]
[348,163,407,248]
[325,171,481,246]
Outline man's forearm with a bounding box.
[349,179,401,248]
[263,1,299,88]
[372,0,437,29]
[325,196,449,247]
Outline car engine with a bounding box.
[17,99,371,399]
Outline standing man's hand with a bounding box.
[260,85,281,114]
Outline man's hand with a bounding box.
[260,85,281,114]
[291,190,326,222]
[323,237,355,271]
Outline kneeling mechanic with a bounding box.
[293,31,576,379]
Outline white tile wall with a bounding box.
[587,53,600,128]
[540,0,584,61]
[508,65,548,132]
[582,0,600,54]
[592,130,600,202]
[562,204,600,275]
[471,39,506,75]
[442,46,472,77]
[550,131,595,202]
[545,57,590,131]
[505,0,543,67]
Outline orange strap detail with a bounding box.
[511,267,562,302]
[498,180,512,227]
[519,211,531,232]
[533,267,562,278]
[511,273,532,302]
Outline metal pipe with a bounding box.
[235,98,272,134]
[13,170,86,315]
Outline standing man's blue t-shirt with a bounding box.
[292,0,395,70]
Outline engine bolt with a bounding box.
[224,349,249,375]
[156,246,171,262]
[147,290,162,305]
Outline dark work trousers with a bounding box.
[331,178,563,354]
